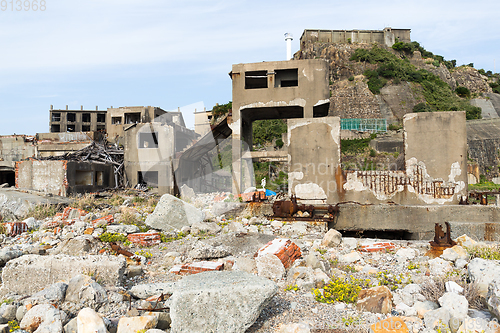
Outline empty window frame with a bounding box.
[97,113,106,123]
[95,171,104,186]
[82,125,91,132]
[67,124,76,132]
[96,125,106,131]
[138,171,158,188]
[125,113,141,124]
[112,117,122,125]
[51,112,61,122]
[67,113,76,122]
[275,68,298,87]
[82,113,91,123]
[139,132,159,148]
[245,70,268,89]
[75,170,93,186]
[51,124,61,132]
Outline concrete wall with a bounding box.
[106,106,167,144]
[286,111,468,205]
[231,59,330,193]
[194,110,213,137]
[124,123,176,195]
[0,135,36,165]
[300,28,411,47]
[36,132,99,158]
[16,160,114,196]
[288,117,341,204]
[49,109,106,133]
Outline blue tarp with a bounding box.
[265,189,277,196]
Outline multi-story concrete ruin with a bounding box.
[49,106,106,133]
[300,27,411,48]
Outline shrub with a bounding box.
[413,102,432,113]
[348,76,354,81]
[275,138,284,148]
[455,86,471,98]
[253,119,287,147]
[312,276,371,304]
[212,102,232,119]
[369,149,377,157]
[341,135,375,155]
[99,232,128,243]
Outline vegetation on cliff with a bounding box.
[349,45,482,120]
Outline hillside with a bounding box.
[295,40,500,123]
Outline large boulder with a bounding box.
[468,258,500,297]
[356,286,393,314]
[20,304,67,333]
[169,271,278,333]
[76,308,107,333]
[145,194,204,232]
[0,255,126,295]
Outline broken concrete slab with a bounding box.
[129,282,177,300]
[0,188,69,220]
[0,254,126,296]
[169,270,278,333]
[144,194,204,232]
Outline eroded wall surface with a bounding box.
[287,111,467,205]
[16,160,68,196]
[288,117,341,204]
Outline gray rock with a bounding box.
[468,258,500,297]
[0,248,23,266]
[211,202,246,217]
[233,257,256,274]
[16,305,27,322]
[169,271,278,333]
[76,308,107,333]
[130,283,177,299]
[64,317,78,333]
[106,224,140,234]
[438,292,468,329]
[20,304,66,333]
[65,275,106,305]
[144,311,171,330]
[23,217,40,230]
[0,304,16,324]
[180,226,191,235]
[428,257,453,276]
[395,248,417,261]
[50,235,96,256]
[189,242,230,259]
[32,282,68,303]
[281,222,308,237]
[0,255,126,296]
[179,184,196,202]
[255,254,285,281]
[228,222,246,233]
[305,253,322,270]
[342,237,358,249]
[321,229,342,247]
[145,194,204,232]
[126,265,143,279]
[424,308,451,330]
[190,221,221,235]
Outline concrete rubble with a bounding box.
[0,191,497,333]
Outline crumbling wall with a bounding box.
[287,112,467,205]
[288,117,341,204]
[16,160,68,196]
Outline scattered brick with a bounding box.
[127,232,161,247]
[256,238,302,269]
[239,191,266,202]
[43,220,62,229]
[3,222,28,236]
[61,207,87,220]
[359,242,396,253]
[53,227,62,235]
[92,215,114,228]
[170,261,224,275]
[84,228,94,235]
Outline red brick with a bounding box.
[92,215,114,227]
[3,222,28,236]
[359,242,396,253]
[256,238,302,269]
[169,261,224,275]
[43,220,62,229]
[127,232,161,247]
[62,207,87,220]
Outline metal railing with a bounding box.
[341,118,387,133]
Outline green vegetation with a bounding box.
[119,210,149,232]
[466,245,500,260]
[455,86,471,98]
[160,231,186,243]
[349,45,481,120]
[211,144,232,171]
[391,41,456,69]
[376,269,411,291]
[253,162,288,192]
[490,81,500,94]
[468,177,500,191]
[413,102,432,113]
[98,232,128,243]
[24,203,63,220]
[340,134,376,155]
[212,101,232,119]
[252,119,287,147]
[312,276,371,304]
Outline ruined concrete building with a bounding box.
[230,59,331,193]
[300,28,411,48]
[0,135,36,186]
[49,105,106,133]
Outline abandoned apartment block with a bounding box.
[49,105,106,133]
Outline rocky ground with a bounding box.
[0,189,498,333]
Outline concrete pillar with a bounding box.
[496,194,500,207]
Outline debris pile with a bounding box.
[0,191,497,333]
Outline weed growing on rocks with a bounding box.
[160,232,186,243]
[135,249,152,258]
[312,277,371,304]
[284,284,299,292]
[24,203,63,220]
[466,245,500,260]
[376,270,410,291]
[99,232,128,244]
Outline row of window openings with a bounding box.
[112,113,141,125]
[51,113,106,123]
[50,124,105,132]
[245,68,298,89]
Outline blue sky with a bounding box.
[0,0,499,135]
